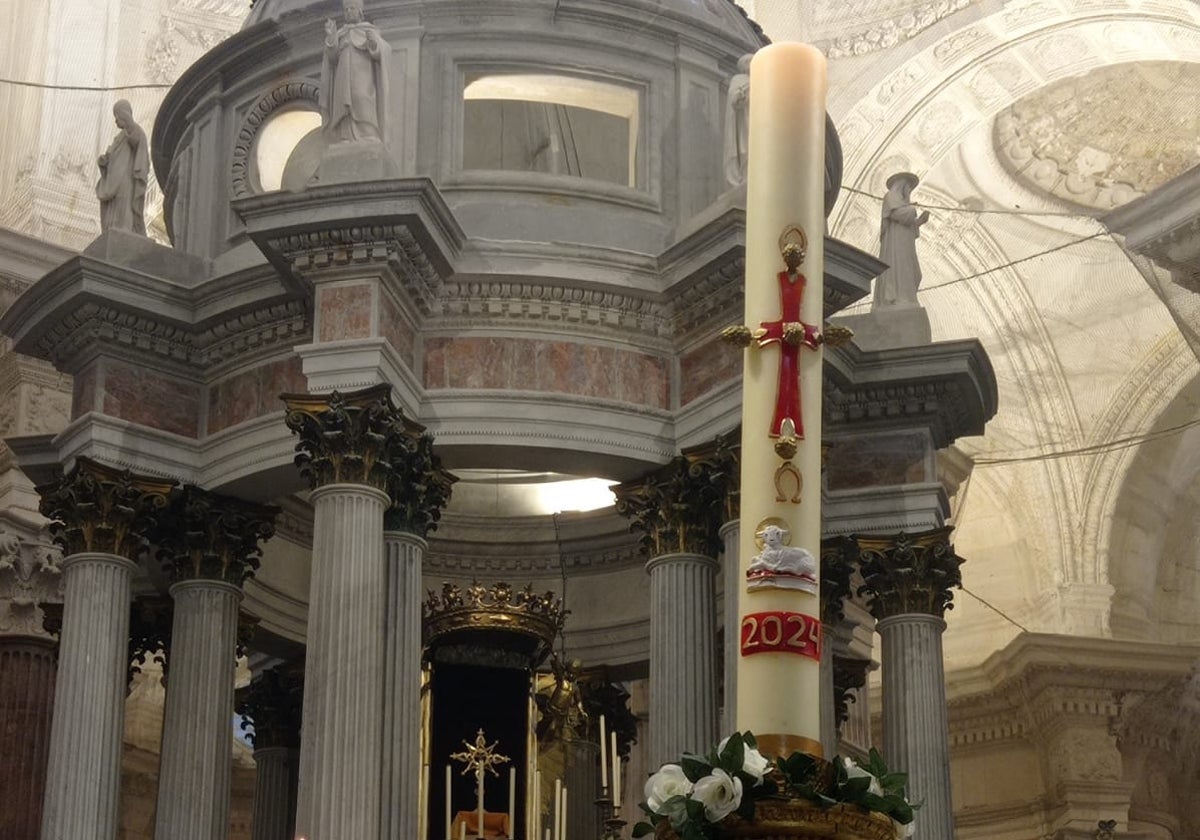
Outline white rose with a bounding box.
[691,768,743,822]
[644,764,694,813]
[717,736,771,784]
[842,757,883,797]
[895,817,915,838]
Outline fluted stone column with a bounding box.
[856,528,962,840]
[564,737,601,840]
[382,413,452,840]
[284,386,422,840]
[240,664,304,840]
[1,636,57,840]
[0,534,61,840]
[154,488,277,840]
[719,519,739,735]
[616,451,733,769]
[35,459,174,840]
[818,536,854,756]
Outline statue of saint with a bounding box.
[724,53,753,186]
[746,524,817,593]
[874,171,930,308]
[320,0,390,144]
[96,100,149,235]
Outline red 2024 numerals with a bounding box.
[740,611,821,660]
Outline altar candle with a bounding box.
[508,767,516,839]
[560,786,567,840]
[736,41,828,761]
[534,770,542,840]
[610,730,620,805]
[460,820,466,840]
[445,765,452,840]
[552,779,562,840]
[598,714,608,794]
[422,764,430,840]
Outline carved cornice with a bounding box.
[824,340,997,448]
[282,385,412,491]
[436,275,671,343]
[832,655,872,730]
[815,0,975,59]
[156,486,278,585]
[36,457,176,559]
[230,79,320,199]
[384,427,457,537]
[613,453,733,558]
[820,535,856,626]
[238,661,305,750]
[854,526,962,619]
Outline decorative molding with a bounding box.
[0,530,61,638]
[855,526,962,618]
[815,0,975,59]
[230,79,321,199]
[36,457,175,559]
[156,486,278,584]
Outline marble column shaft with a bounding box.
[296,484,388,840]
[1,635,56,840]
[251,747,299,840]
[381,530,426,840]
[564,738,600,840]
[719,520,739,736]
[154,580,242,840]
[878,614,953,840]
[647,552,719,768]
[819,627,836,756]
[40,553,137,840]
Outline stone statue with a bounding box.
[874,171,930,308]
[96,100,149,235]
[746,523,817,593]
[320,0,391,144]
[724,53,753,186]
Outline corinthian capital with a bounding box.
[238,662,305,750]
[681,427,741,524]
[613,453,730,558]
[384,427,456,536]
[156,486,278,585]
[854,526,963,619]
[37,457,175,558]
[820,535,856,625]
[283,385,410,490]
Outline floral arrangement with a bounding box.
[633,733,917,840]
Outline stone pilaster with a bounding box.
[819,536,855,755]
[35,458,174,840]
[283,385,416,840]
[564,737,601,840]
[239,664,304,840]
[0,532,61,839]
[153,487,277,840]
[855,527,962,840]
[615,454,731,767]
[382,426,453,840]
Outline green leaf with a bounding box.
[683,798,707,822]
[841,776,871,799]
[632,822,655,838]
[880,772,908,792]
[858,792,889,811]
[744,731,758,749]
[719,736,745,774]
[736,793,756,821]
[891,800,914,824]
[680,756,712,783]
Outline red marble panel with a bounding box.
[207,356,306,435]
[680,337,743,405]
[826,433,930,491]
[71,365,97,420]
[379,293,415,368]
[423,338,447,388]
[102,361,200,438]
[317,284,373,343]
[422,337,668,408]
